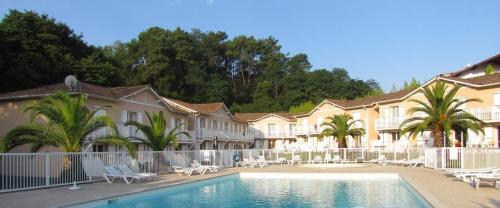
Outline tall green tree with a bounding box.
[319,114,365,148]
[485,64,496,75]
[289,101,316,113]
[400,81,484,147]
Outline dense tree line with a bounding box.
[0,10,382,113]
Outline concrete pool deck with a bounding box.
[0,165,499,208]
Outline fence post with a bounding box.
[45,153,50,188]
[434,148,438,169]
[441,148,445,169]
[460,148,464,169]
[407,148,410,161]
[343,149,347,161]
[308,150,311,163]
[472,149,475,169]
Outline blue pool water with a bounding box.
[72,173,431,208]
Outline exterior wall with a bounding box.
[197,108,250,150]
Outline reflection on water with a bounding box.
[83,174,430,208]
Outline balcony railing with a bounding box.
[467,107,500,122]
[253,131,296,138]
[198,129,253,141]
[375,116,405,130]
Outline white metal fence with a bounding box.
[1,147,500,193]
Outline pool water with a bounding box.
[72,173,431,208]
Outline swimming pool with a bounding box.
[70,173,431,208]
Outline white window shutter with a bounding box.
[398,106,405,117]
[121,111,128,137]
[137,112,144,138]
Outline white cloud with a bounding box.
[207,0,215,5]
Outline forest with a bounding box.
[0,10,385,113]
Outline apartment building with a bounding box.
[163,98,253,150]
[234,113,298,149]
[0,80,191,152]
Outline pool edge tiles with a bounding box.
[239,172,400,180]
[65,172,434,208]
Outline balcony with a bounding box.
[467,107,500,122]
[254,131,296,138]
[198,129,253,141]
[375,116,405,130]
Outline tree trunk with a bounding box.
[338,137,347,148]
[432,128,443,147]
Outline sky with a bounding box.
[1,0,500,91]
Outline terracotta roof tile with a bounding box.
[445,53,500,77]
[234,112,299,122]
[0,82,149,101]
[326,88,415,109]
[163,98,228,115]
[441,73,500,86]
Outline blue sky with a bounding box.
[1,0,500,91]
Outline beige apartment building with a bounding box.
[1,54,499,152]
[242,53,500,150]
[234,113,298,149]
[0,81,196,152]
[163,98,253,150]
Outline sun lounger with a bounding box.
[117,165,157,179]
[473,174,500,190]
[324,154,333,163]
[312,156,323,164]
[192,160,220,172]
[405,156,424,168]
[288,155,302,165]
[454,168,500,182]
[83,158,142,184]
[172,165,195,176]
[104,166,148,184]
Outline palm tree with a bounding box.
[4,91,132,153]
[125,111,189,172]
[124,111,190,151]
[400,81,484,147]
[319,114,365,148]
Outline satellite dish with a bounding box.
[64,75,78,91]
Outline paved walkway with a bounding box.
[0,165,499,208]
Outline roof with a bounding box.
[444,53,500,77]
[439,73,500,86]
[163,97,232,117]
[0,82,149,101]
[325,88,415,109]
[234,112,299,122]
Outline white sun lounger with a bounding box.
[192,160,220,172]
[83,158,142,184]
[117,165,157,179]
[312,156,323,164]
[104,166,148,184]
[454,168,500,182]
[172,165,196,176]
[473,174,500,190]
[324,154,333,163]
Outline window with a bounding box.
[212,120,218,130]
[200,118,206,129]
[127,111,138,136]
[175,118,182,129]
[268,124,276,136]
[391,132,400,142]
[224,122,229,131]
[289,124,296,136]
[494,93,500,106]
